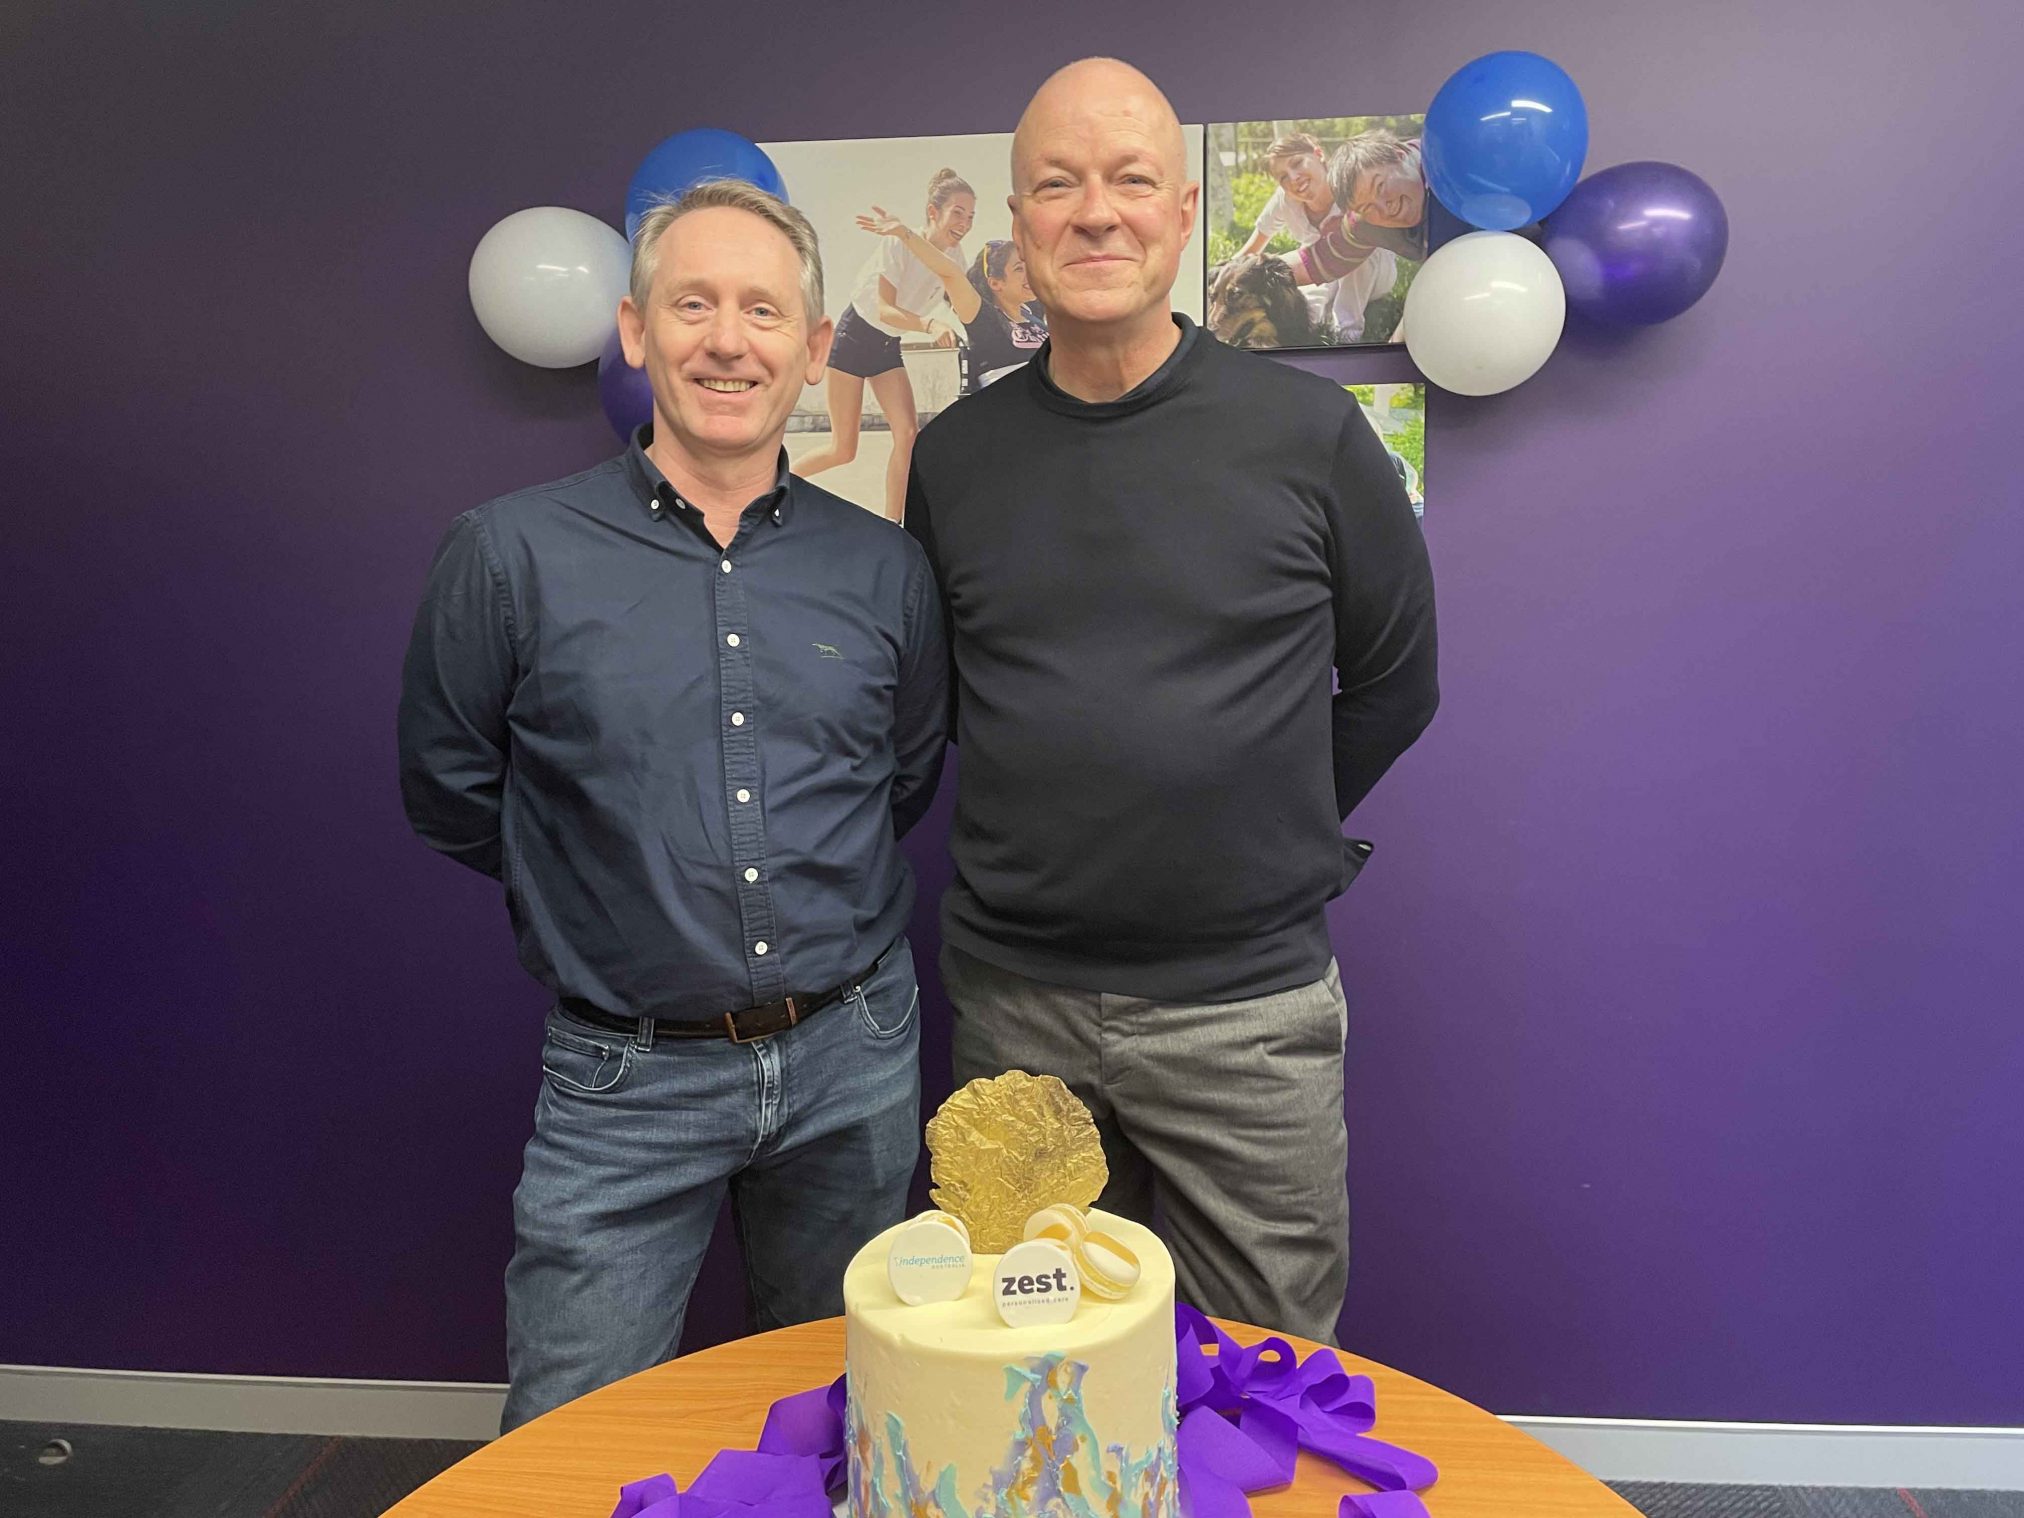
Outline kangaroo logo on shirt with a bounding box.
[813,643,844,660]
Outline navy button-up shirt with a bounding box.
[398,434,948,1019]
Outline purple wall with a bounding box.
[4,0,2019,1423]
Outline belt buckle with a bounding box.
[726,995,800,1044]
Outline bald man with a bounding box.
[904,60,1438,1343]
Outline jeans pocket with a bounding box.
[541,1019,632,1096]
[854,944,920,1041]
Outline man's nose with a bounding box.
[1069,178,1119,231]
[704,305,748,355]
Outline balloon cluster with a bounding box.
[469,70,1727,416]
[468,130,788,439]
[1404,50,1728,395]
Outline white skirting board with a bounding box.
[3,1365,2021,1489]
[1509,1415,2024,1490]
[0,1365,511,1444]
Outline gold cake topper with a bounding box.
[924,1071,1107,1253]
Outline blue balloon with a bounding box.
[624,129,787,239]
[597,329,653,442]
[1424,51,1589,230]
[1544,161,1729,325]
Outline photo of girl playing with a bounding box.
[793,167,981,519]
[959,239,1048,394]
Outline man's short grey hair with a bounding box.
[1327,130,1412,209]
[628,179,825,324]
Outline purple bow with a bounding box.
[609,1375,847,1517]
[612,1311,1437,1518]
[1174,1303,1438,1518]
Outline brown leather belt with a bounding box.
[558,944,890,1044]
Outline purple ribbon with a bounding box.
[611,1308,1437,1518]
[609,1375,847,1517]
[1174,1303,1438,1518]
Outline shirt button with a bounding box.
[743,867,759,882]
[721,559,732,573]
[730,712,745,727]
[726,634,740,647]
[736,789,751,803]
[754,941,769,956]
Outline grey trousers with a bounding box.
[940,941,1351,1345]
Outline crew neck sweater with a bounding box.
[905,315,1438,1001]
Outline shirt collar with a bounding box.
[622,424,796,527]
[1031,313,1201,418]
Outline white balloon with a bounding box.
[1403,231,1566,396]
[468,207,630,368]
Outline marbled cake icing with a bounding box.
[842,1209,1178,1518]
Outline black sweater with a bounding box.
[905,315,1438,1001]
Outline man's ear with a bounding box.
[617,296,647,368]
[805,315,836,385]
[1178,179,1202,244]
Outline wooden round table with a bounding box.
[387,1318,1637,1516]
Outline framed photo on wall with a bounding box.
[1205,115,1427,350]
[763,128,1207,519]
[1348,382,1426,519]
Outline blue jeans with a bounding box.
[500,939,921,1431]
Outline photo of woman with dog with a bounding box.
[958,239,1048,394]
[1206,115,1425,350]
[1226,131,1399,345]
[792,166,982,519]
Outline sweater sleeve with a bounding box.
[1294,209,1380,285]
[902,456,959,742]
[1323,406,1439,820]
[889,537,950,838]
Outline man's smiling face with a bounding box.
[619,205,831,463]
[1008,61,1198,337]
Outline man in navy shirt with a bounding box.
[399,180,946,1429]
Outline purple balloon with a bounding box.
[1543,161,1728,325]
[597,328,653,442]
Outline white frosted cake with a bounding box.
[842,1208,1179,1518]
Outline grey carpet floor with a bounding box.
[1610,1487,2024,1518]
[5,1420,2020,1517]
[2,1422,484,1517]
